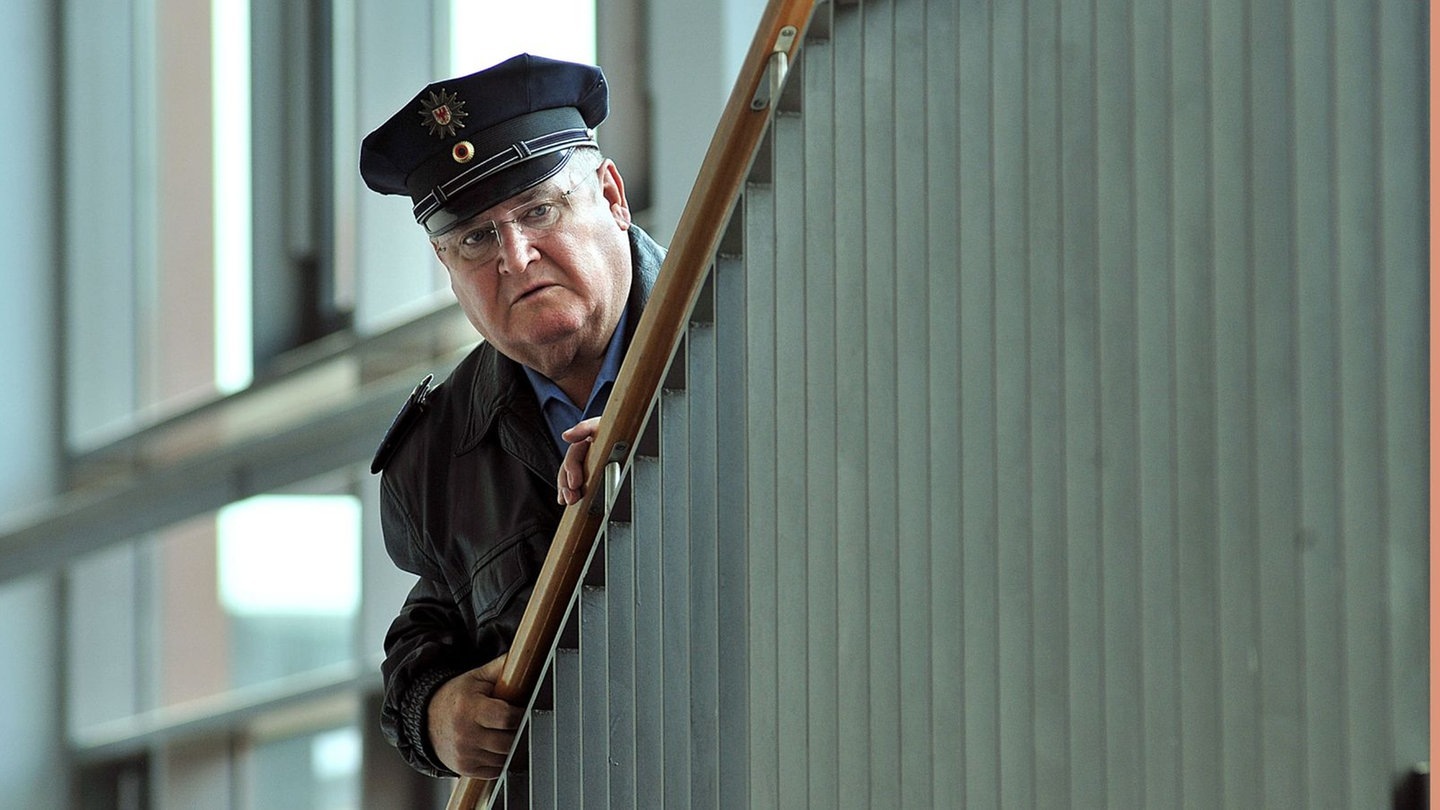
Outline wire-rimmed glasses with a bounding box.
[436,172,597,265]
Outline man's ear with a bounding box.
[612,201,632,229]
[598,160,632,230]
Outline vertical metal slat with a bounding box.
[631,453,665,805]
[742,175,779,810]
[553,630,582,808]
[580,583,609,806]
[528,674,557,810]
[713,251,750,810]
[686,318,721,810]
[772,92,810,810]
[659,384,693,808]
[605,520,637,809]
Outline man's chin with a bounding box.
[505,324,587,371]
[519,316,587,348]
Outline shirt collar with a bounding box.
[522,306,630,449]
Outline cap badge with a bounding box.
[417,88,468,138]
[452,141,475,163]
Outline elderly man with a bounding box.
[359,54,663,780]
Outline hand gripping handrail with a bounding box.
[445,1,818,807]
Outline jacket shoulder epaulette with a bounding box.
[370,374,436,474]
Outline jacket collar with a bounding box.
[462,345,554,476]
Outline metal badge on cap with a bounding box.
[418,89,468,138]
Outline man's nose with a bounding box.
[495,222,536,274]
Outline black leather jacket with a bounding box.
[375,226,663,776]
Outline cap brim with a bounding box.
[422,150,573,237]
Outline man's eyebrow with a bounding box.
[484,181,566,220]
[507,180,566,209]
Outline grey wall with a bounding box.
[729,0,1427,806]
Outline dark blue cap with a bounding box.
[360,54,608,236]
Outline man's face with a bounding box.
[432,158,633,382]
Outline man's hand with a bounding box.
[427,655,523,779]
[556,417,601,505]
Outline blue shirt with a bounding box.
[522,308,630,456]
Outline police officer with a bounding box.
[360,53,664,779]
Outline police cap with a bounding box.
[359,54,608,237]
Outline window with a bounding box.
[217,494,361,689]
[244,724,362,810]
[67,481,363,739]
[449,0,596,73]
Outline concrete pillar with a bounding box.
[0,0,66,805]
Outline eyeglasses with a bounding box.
[436,172,596,265]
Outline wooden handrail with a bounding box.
[445,1,819,807]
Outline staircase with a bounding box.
[506,299,747,809]
[474,0,1430,807]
